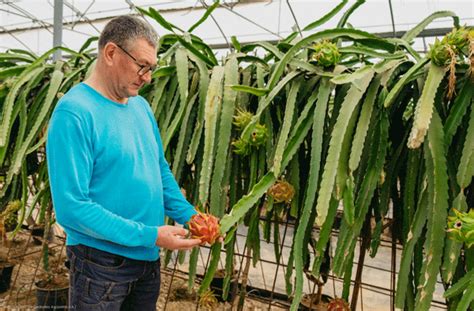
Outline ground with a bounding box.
[0,230,289,310]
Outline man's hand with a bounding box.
[156,225,201,250]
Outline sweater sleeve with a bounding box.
[46,109,158,248]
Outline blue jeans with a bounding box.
[66,244,161,311]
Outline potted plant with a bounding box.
[0,200,21,293]
[34,202,69,310]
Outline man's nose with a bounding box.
[141,71,152,84]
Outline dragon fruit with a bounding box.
[188,211,221,245]
[267,180,295,204]
[198,289,218,309]
[232,123,268,156]
[249,124,268,147]
[428,38,451,67]
[233,108,253,130]
[311,40,341,68]
[232,138,251,156]
[327,297,350,311]
[447,208,474,248]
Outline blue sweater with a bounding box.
[46,83,196,261]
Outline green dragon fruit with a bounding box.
[429,27,472,67]
[232,123,267,156]
[444,26,470,54]
[249,123,268,147]
[428,38,451,67]
[232,138,251,156]
[447,208,474,248]
[233,108,253,130]
[311,40,341,68]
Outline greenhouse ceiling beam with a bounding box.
[63,0,100,33]
[4,1,54,34]
[0,0,260,34]
[206,27,458,50]
[200,0,231,50]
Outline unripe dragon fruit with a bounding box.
[232,138,251,156]
[311,40,341,68]
[233,108,253,130]
[428,27,471,67]
[444,26,470,54]
[188,211,221,245]
[327,297,350,311]
[447,208,474,248]
[428,38,451,67]
[249,124,268,147]
[232,123,268,156]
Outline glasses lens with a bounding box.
[138,65,156,76]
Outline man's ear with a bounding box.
[101,42,117,66]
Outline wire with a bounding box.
[286,0,302,37]
[218,2,283,39]
[65,0,98,32]
[0,26,35,53]
[6,2,54,34]
[388,0,396,37]
[199,0,231,51]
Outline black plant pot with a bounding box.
[30,226,45,245]
[210,270,239,302]
[35,281,69,311]
[0,263,15,293]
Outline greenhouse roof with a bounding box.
[0,0,473,54]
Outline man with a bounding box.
[46,16,202,310]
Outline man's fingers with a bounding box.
[170,226,188,237]
[177,238,202,249]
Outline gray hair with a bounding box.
[98,15,158,51]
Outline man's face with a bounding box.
[113,38,157,98]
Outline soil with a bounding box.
[0,229,289,310]
[157,269,289,310]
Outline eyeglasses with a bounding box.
[116,44,156,76]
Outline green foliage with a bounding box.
[0,6,472,310]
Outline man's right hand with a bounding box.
[155,225,202,250]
